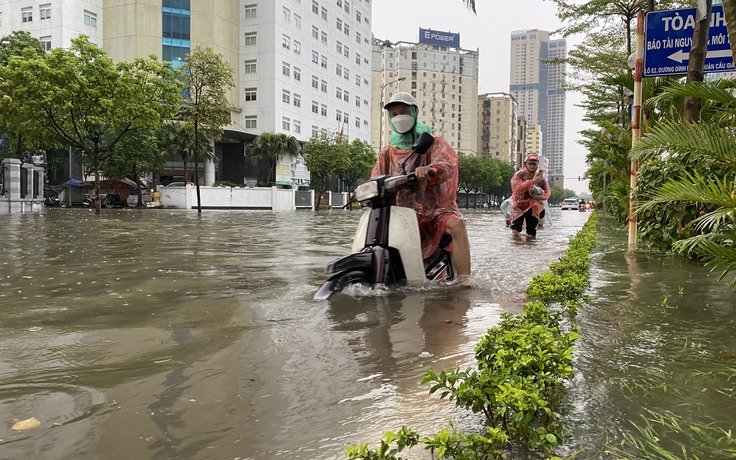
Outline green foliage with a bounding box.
[336,139,376,192]
[347,214,600,458]
[179,46,234,142]
[247,132,300,185]
[0,35,182,214]
[303,133,351,209]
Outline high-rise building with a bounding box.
[372,31,479,154]
[509,29,566,188]
[477,92,517,163]
[0,0,374,186]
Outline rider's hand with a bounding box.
[414,166,435,180]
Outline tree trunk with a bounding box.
[684,0,712,123]
[723,0,736,66]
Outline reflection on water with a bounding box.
[2,207,601,459]
[562,217,736,459]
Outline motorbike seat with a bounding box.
[439,234,452,249]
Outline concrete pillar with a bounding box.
[22,163,34,199]
[34,166,44,199]
[204,147,215,186]
[3,158,21,201]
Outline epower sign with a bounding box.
[644,5,734,77]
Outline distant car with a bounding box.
[560,198,579,210]
[164,182,194,187]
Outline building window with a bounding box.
[245,32,257,46]
[336,64,342,77]
[282,62,290,77]
[294,120,301,134]
[293,67,301,81]
[336,18,342,31]
[245,116,257,130]
[244,4,256,18]
[294,14,301,29]
[344,68,349,81]
[355,117,360,128]
[40,36,52,51]
[355,95,360,107]
[344,1,350,13]
[283,7,290,23]
[343,90,349,102]
[282,34,290,49]
[312,101,319,113]
[84,10,97,27]
[356,10,361,22]
[245,88,257,102]
[355,32,361,44]
[40,4,51,20]
[282,89,291,104]
[344,24,350,36]
[312,26,319,40]
[344,46,349,58]
[312,0,319,14]
[355,53,361,65]
[336,87,342,99]
[321,80,327,93]
[320,55,327,69]
[282,117,290,131]
[312,125,319,138]
[293,40,301,55]
[321,7,327,20]
[22,7,32,23]
[311,51,319,64]
[244,59,257,73]
[336,110,342,122]
[312,75,319,89]
[321,104,327,116]
[321,31,328,44]
[294,94,301,108]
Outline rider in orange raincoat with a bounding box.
[371,92,470,278]
[510,153,550,238]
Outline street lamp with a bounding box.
[377,76,406,149]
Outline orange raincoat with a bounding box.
[372,136,462,260]
[510,167,550,223]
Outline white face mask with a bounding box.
[391,114,414,134]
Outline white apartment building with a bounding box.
[477,92,517,163]
[0,0,103,50]
[0,0,375,186]
[509,29,566,188]
[372,32,479,155]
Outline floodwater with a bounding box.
[0,208,731,459]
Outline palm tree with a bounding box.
[247,132,300,186]
[158,121,213,185]
[633,80,736,288]
[462,0,476,12]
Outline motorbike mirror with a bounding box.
[411,133,435,155]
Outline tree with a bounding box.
[0,35,182,214]
[157,121,213,186]
[0,31,45,159]
[336,139,376,193]
[100,129,160,207]
[247,132,300,186]
[303,133,349,210]
[179,46,235,213]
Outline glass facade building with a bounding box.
[162,0,190,68]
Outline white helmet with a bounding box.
[384,92,417,110]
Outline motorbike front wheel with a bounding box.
[313,269,370,301]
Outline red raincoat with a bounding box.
[510,167,550,223]
[372,136,462,259]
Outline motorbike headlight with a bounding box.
[354,181,378,201]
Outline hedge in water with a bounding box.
[345,212,599,459]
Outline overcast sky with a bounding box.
[371,0,591,194]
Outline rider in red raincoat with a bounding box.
[510,153,550,238]
[371,92,470,278]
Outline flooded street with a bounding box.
[3,208,732,459]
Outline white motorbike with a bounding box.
[314,133,456,301]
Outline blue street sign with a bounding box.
[644,5,734,77]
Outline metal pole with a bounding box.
[628,10,644,252]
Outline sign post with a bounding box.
[644,5,733,77]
